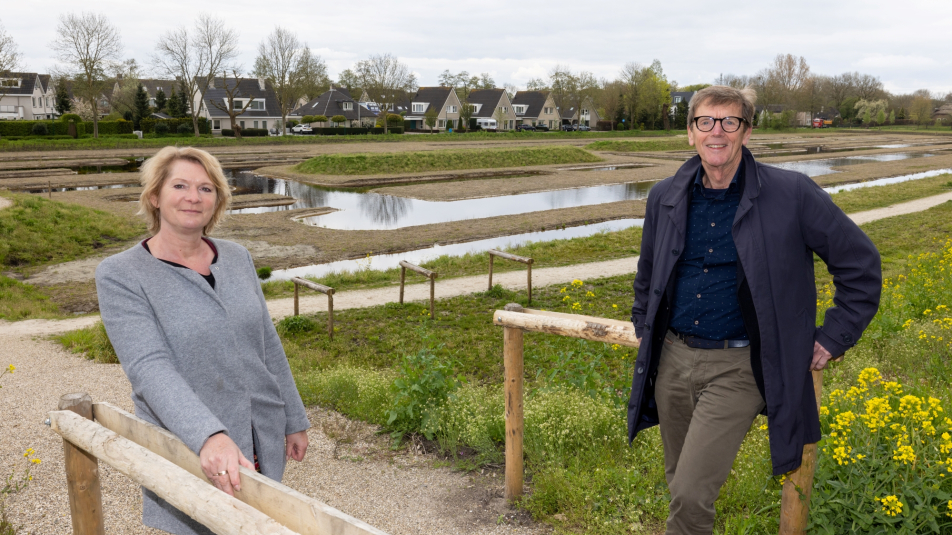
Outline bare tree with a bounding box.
[548,64,572,109]
[525,77,548,91]
[619,62,643,127]
[153,14,238,136]
[564,71,599,128]
[714,73,750,89]
[853,73,884,101]
[209,67,256,137]
[503,82,518,100]
[825,72,855,108]
[106,58,142,118]
[598,79,624,130]
[355,54,416,134]
[254,27,327,135]
[0,21,24,103]
[50,12,123,138]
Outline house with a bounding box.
[403,87,463,131]
[293,87,377,127]
[197,77,283,132]
[933,104,952,122]
[560,97,601,127]
[0,72,58,120]
[511,91,561,130]
[668,91,695,116]
[467,88,517,130]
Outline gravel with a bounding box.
[0,334,548,535]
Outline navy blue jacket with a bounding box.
[629,147,882,475]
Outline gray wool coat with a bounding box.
[96,238,311,535]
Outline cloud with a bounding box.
[855,55,940,69]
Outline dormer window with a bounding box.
[412,102,427,113]
[342,101,353,111]
[514,105,527,115]
[0,79,21,88]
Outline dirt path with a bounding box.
[847,191,952,225]
[0,336,543,535]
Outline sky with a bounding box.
[5,0,952,96]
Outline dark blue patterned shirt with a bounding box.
[668,163,748,340]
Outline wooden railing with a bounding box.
[292,277,335,340]
[48,393,389,535]
[487,250,533,303]
[398,261,438,319]
[492,305,827,535]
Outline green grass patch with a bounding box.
[0,275,58,320]
[293,146,603,175]
[261,226,642,299]
[584,138,692,152]
[0,192,144,269]
[55,321,118,364]
[829,174,952,214]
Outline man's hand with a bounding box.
[810,341,834,371]
[200,433,254,496]
[286,430,309,462]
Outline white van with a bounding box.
[475,118,497,131]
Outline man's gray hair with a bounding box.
[687,85,758,131]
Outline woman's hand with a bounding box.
[200,432,254,496]
[286,430,309,462]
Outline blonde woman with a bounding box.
[96,146,310,535]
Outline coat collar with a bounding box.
[662,146,760,206]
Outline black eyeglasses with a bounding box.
[693,116,745,133]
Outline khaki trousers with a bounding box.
[655,332,766,535]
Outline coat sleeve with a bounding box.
[245,250,311,436]
[95,259,227,455]
[797,177,882,357]
[632,189,659,340]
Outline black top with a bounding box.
[141,238,219,288]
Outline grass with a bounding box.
[829,174,952,213]
[55,321,118,364]
[0,275,59,320]
[0,192,144,269]
[0,128,677,152]
[584,138,692,152]
[294,146,603,175]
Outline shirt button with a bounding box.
[694,320,699,325]
[672,249,679,255]
[697,294,701,298]
[637,367,644,374]
[711,222,715,227]
[709,248,713,253]
[703,269,708,273]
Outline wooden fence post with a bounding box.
[429,275,436,319]
[59,393,105,535]
[327,293,334,340]
[487,250,533,303]
[779,368,826,534]
[290,278,336,340]
[399,265,406,304]
[488,255,495,291]
[398,261,437,319]
[527,262,532,304]
[294,282,299,316]
[502,303,525,501]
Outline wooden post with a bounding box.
[59,393,105,535]
[487,250,533,303]
[327,293,334,340]
[527,262,532,304]
[502,303,525,501]
[399,266,406,304]
[429,275,436,319]
[488,255,494,291]
[779,368,826,534]
[294,282,299,316]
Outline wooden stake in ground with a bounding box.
[502,303,524,501]
[779,367,829,534]
[487,250,533,303]
[58,393,105,535]
[398,261,437,319]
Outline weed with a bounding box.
[56,321,118,364]
[256,266,272,280]
[276,315,317,336]
[388,341,462,441]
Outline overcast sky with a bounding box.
[5,0,952,95]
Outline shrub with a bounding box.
[386,113,403,126]
[176,123,191,134]
[523,387,622,466]
[437,384,505,461]
[59,113,82,123]
[30,123,48,136]
[277,315,317,336]
[301,115,314,124]
[256,266,272,280]
[140,118,209,135]
[298,366,393,425]
[82,120,134,135]
[154,122,170,136]
[330,115,347,126]
[312,115,328,123]
[387,346,461,440]
[221,129,234,137]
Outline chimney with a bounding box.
[258,78,266,91]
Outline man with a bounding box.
[628,85,881,534]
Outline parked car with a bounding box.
[533,124,549,132]
[515,124,535,132]
[576,125,591,132]
[561,124,576,131]
[291,124,312,134]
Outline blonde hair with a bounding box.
[137,146,231,235]
[687,85,758,131]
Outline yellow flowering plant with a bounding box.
[810,368,952,533]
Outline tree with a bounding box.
[597,79,624,130]
[253,27,327,135]
[355,53,416,134]
[619,60,670,130]
[330,114,346,127]
[337,68,360,92]
[132,83,150,130]
[854,73,884,101]
[680,83,712,92]
[493,106,507,131]
[154,88,167,113]
[476,72,495,89]
[548,64,572,109]
[424,106,437,132]
[503,83,517,101]
[714,74,750,88]
[50,12,123,138]
[54,78,72,115]
[876,108,886,127]
[106,58,142,117]
[564,70,599,127]
[525,77,548,91]
[825,73,855,110]
[209,67,256,137]
[153,14,238,136]
[0,21,24,103]
[909,96,933,128]
[888,109,895,124]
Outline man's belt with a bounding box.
[669,329,750,349]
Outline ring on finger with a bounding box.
[216,470,227,476]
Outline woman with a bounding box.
[96,146,310,535]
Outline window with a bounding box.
[544,106,553,114]
[232,99,244,110]
[239,121,245,128]
[149,98,155,107]
[411,103,426,113]
[342,102,353,111]
[438,119,445,128]
[32,98,36,107]
[447,105,457,113]
[0,79,20,87]
[101,99,107,107]
[254,121,259,129]
[502,107,508,113]
[674,96,682,103]
[581,109,588,116]
[248,100,265,110]
[262,121,267,129]
[514,105,527,115]
[213,120,220,129]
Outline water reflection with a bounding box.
[770,152,935,177]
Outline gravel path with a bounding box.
[847,190,952,225]
[0,335,545,535]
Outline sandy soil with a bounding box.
[0,196,11,210]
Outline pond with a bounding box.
[770,152,936,177]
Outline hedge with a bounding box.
[81,121,135,135]
[0,135,75,141]
[221,128,268,137]
[0,120,86,137]
[310,127,402,135]
[140,118,210,135]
